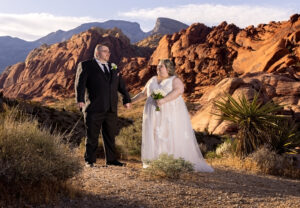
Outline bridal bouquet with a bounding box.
[151,89,166,111]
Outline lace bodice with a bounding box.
[145,76,176,97]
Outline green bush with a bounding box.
[0,108,82,199]
[143,154,194,179]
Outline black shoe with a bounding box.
[85,162,95,168]
[106,160,126,167]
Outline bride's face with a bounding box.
[157,63,169,78]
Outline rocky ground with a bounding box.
[34,159,300,208]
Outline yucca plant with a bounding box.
[214,92,285,157]
[269,119,300,155]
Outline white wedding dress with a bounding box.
[141,76,214,172]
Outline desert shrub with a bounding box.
[205,151,221,159]
[249,145,286,175]
[249,146,300,179]
[214,92,286,157]
[0,108,82,203]
[143,154,194,179]
[216,139,233,156]
[211,147,300,179]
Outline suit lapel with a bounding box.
[92,59,109,81]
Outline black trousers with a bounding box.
[84,111,117,163]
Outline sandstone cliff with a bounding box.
[1,14,300,136]
[0,27,142,102]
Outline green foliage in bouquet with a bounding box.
[151,89,166,111]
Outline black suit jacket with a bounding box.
[75,59,131,113]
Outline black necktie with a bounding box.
[102,64,110,78]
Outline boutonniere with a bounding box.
[111,63,118,70]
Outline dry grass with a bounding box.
[0,107,82,204]
[47,98,79,113]
[211,147,300,179]
[118,97,145,119]
[211,154,259,173]
[116,99,144,159]
[116,116,142,158]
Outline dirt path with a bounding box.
[41,159,300,208]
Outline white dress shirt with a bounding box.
[95,59,110,73]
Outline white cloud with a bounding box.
[0,13,102,41]
[119,3,294,29]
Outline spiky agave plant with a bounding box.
[269,119,300,155]
[214,92,285,157]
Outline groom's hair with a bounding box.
[159,59,176,76]
[94,44,109,59]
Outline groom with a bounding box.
[75,44,131,167]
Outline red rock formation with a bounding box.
[119,57,156,94]
[1,14,300,127]
[0,28,141,102]
[191,72,300,134]
[232,15,300,75]
[148,21,240,101]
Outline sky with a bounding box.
[0,0,299,41]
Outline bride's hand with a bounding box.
[156,99,165,106]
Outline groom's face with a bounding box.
[97,46,110,62]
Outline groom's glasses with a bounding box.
[100,50,111,54]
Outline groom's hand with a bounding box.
[77,102,85,111]
[124,103,131,109]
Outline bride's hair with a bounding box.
[159,59,176,76]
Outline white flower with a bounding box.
[111,63,118,70]
[152,89,166,97]
[151,88,166,111]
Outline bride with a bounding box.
[131,59,213,172]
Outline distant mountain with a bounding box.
[36,18,189,46]
[35,20,147,45]
[149,17,189,36]
[0,36,38,73]
[0,18,189,73]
